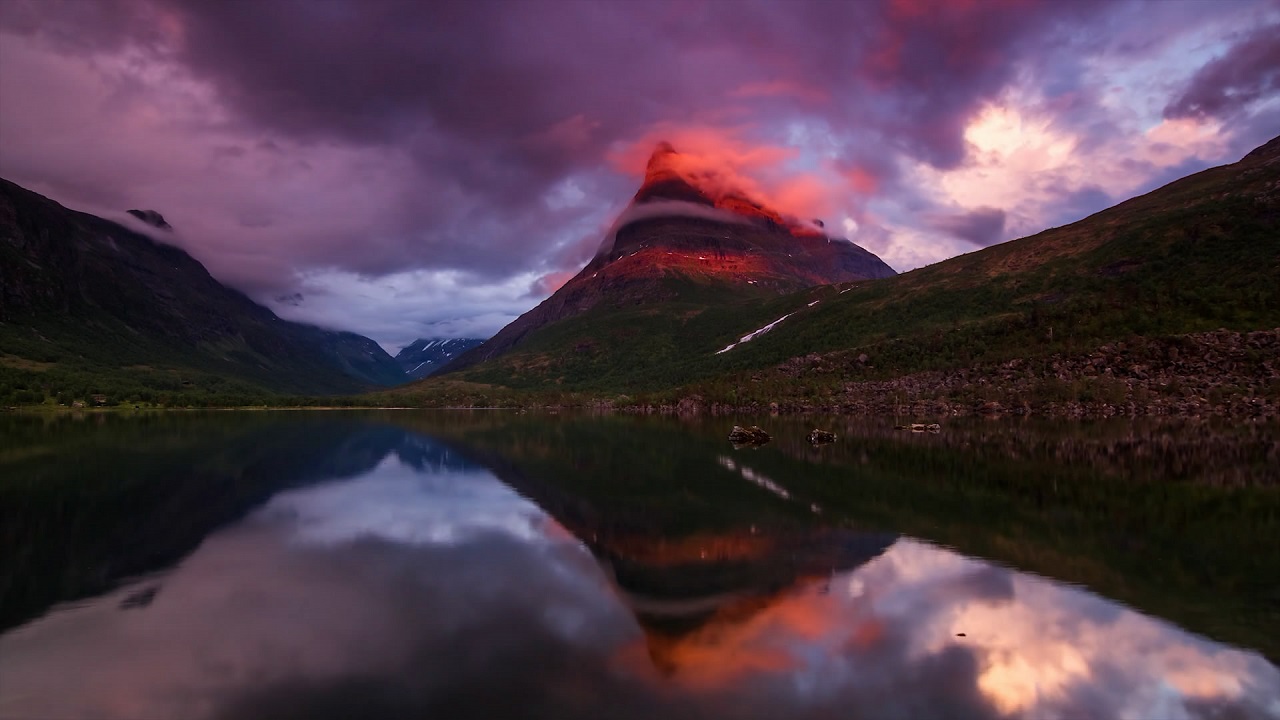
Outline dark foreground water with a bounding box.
[1,411,1278,719]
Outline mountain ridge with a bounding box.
[0,178,406,402]
[396,337,485,380]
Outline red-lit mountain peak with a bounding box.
[633,141,720,207]
[445,144,897,371]
[632,142,826,233]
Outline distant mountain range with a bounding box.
[0,179,406,403]
[396,338,484,380]
[424,134,1280,406]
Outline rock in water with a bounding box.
[807,429,837,445]
[728,425,771,445]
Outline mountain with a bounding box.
[125,209,172,230]
[396,337,485,380]
[0,178,406,403]
[298,327,407,388]
[445,142,894,373]
[420,134,1280,404]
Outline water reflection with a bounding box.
[639,539,1280,719]
[2,423,1277,720]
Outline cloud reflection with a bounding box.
[641,538,1280,719]
[252,454,550,546]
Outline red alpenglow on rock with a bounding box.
[450,143,896,368]
[596,142,896,284]
[631,142,817,235]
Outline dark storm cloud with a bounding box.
[1165,23,1280,121]
[1,0,1111,202]
[151,0,1110,201]
[927,207,1008,247]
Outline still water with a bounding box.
[1,411,1277,719]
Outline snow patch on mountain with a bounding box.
[715,312,797,354]
[395,337,485,380]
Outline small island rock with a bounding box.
[807,429,837,445]
[728,425,771,445]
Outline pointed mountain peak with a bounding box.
[127,209,172,231]
[646,141,679,169]
[631,143,794,229]
[634,142,714,206]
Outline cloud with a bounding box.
[597,200,756,257]
[268,268,554,352]
[926,207,1008,247]
[532,269,577,296]
[1164,23,1280,120]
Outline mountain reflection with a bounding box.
[1,413,1278,720]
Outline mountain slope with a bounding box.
[0,178,405,402]
[396,338,484,380]
[299,327,407,388]
[445,142,894,372]
[422,134,1280,398]
[700,134,1280,374]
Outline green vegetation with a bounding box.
[459,275,801,391]
[0,311,386,408]
[711,189,1279,380]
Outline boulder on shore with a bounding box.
[728,425,771,445]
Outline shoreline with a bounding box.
[5,329,1276,421]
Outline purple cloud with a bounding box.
[1165,23,1280,120]
[927,207,1008,247]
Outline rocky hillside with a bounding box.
[0,178,404,401]
[640,329,1280,421]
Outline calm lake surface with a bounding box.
[1,410,1278,719]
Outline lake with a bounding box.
[1,410,1277,719]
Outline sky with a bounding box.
[1,0,1278,353]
